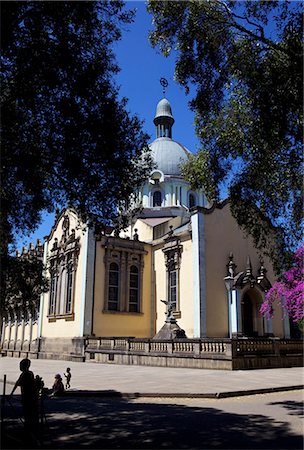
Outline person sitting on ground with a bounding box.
[49,374,64,397]
[64,367,71,389]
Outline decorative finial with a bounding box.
[133,228,139,241]
[227,252,236,277]
[160,77,168,97]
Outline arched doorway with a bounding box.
[241,289,264,337]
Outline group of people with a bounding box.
[50,367,71,396]
[10,359,72,430]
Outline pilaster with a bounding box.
[191,211,207,337]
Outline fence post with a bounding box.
[1,374,6,428]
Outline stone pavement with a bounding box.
[1,357,303,398]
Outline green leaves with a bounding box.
[1,1,153,250]
[181,150,218,201]
[1,1,153,311]
[149,0,303,272]
[1,255,49,317]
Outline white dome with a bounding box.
[149,137,190,176]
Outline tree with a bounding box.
[4,251,49,319]
[1,1,153,311]
[260,244,304,331]
[148,0,303,272]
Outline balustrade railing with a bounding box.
[85,336,303,360]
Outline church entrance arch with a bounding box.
[241,288,264,337]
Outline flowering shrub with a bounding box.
[260,245,304,326]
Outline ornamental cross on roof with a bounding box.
[160,77,168,97]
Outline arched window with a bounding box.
[129,265,139,312]
[108,262,119,311]
[189,193,196,209]
[153,190,162,207]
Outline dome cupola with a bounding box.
[153,98,175,138]
[149,97,190,176]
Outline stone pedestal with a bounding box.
[153,320,187,340]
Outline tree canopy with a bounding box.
[1,1,152,252]
[1,1,153,312]
[148,0,303,272]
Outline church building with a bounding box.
[1,97,294,365]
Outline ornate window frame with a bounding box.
[162,233,183,317]
[47,216,80,321]
[103,237,146,314]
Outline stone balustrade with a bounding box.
[84,336,303,370]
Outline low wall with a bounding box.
[1,338,40,359]
[1,337,85,362]
[2,336,303,370]
[85,337,303,370]
[38,337,85,362]
[231,338,304,369]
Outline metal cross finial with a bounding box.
[160,77,168,97]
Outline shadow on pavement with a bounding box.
[1,392,302,450]
[268,400,304,417]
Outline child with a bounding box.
[64,367,71,389]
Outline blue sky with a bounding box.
[16,1,199,250]
[114,1,199,151]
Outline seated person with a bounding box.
[49,374,64,397]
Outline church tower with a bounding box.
[138,97,207,215]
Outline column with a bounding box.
[191,211,207,337]
[14,314,18,350]
[142,184,149,208]
[229,289,242,336]
[20,313,25,350]
[29,312,33,348]
[283,314,290,338]
[38,239,48,338]
[7,316,12,346]
[171,185,175,206]
[82,227,97,335]
[1,317,5,347]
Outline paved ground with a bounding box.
[1,357,303,449]
[0,357,303,397]
[1,390,303,449]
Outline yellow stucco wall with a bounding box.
[154,236,194,337]
[92,240,153,337]
[203,203,283,337]
[40,209,87,338]
[177,237,194,336]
